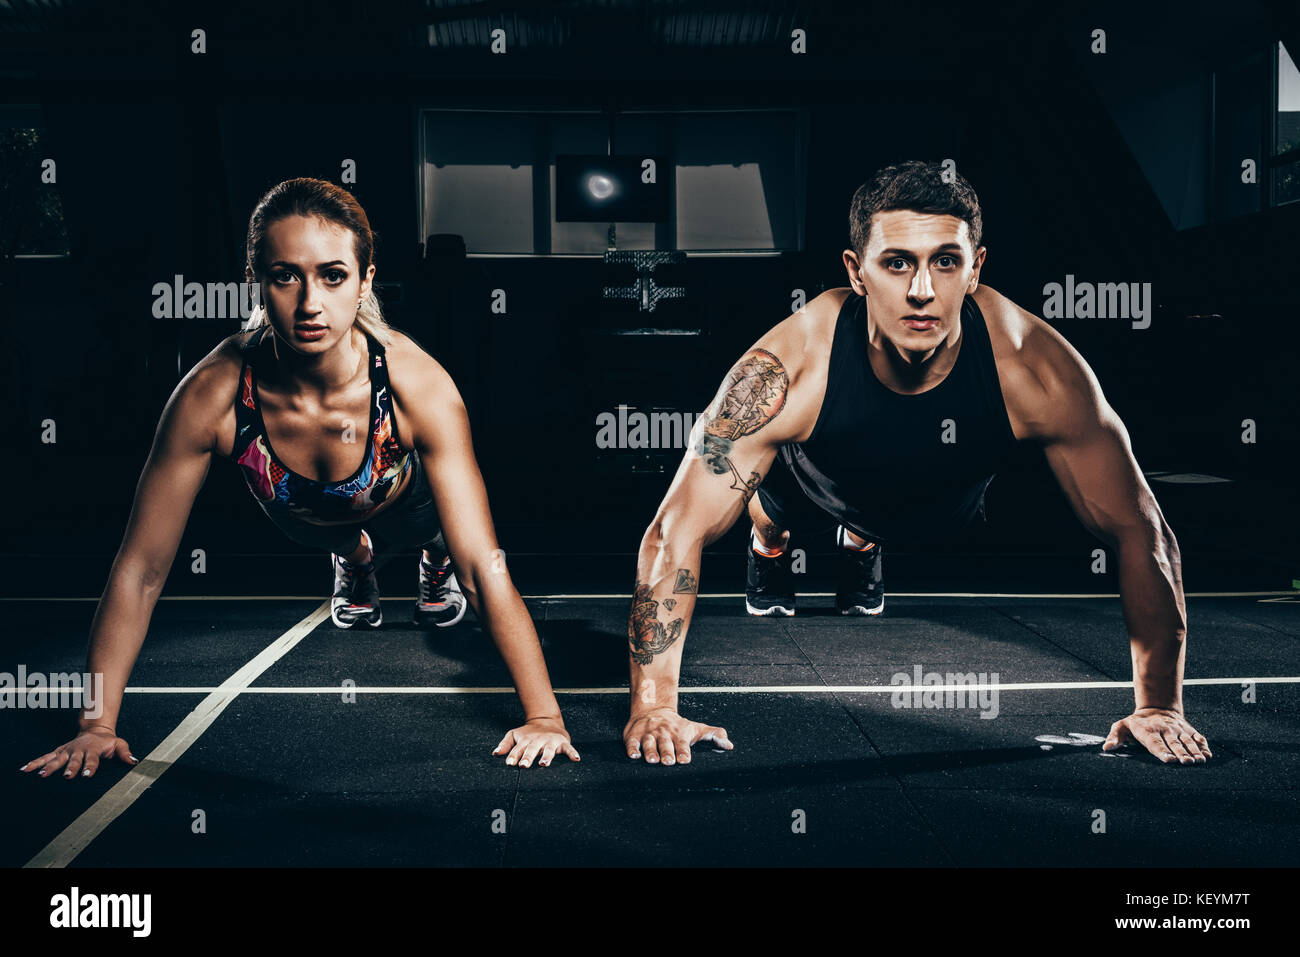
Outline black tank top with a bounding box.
[777,291,1018,542]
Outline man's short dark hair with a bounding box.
[849,161,983,258]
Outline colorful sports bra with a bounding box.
[232,325,414,525]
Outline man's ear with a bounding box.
[967,246,987,293]
[842,249,867,296]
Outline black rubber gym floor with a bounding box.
[5,589,1298,867]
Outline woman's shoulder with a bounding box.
[381,328,458,397]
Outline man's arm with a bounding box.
[1013,318,1210,764]
[625,344,814,765]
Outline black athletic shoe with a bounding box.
[746,533,796,617]
[414,556,468,628]
[835,529,884,616]
[331,553,383,629]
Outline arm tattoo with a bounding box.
[705,349,788,439]
[692,349,788,505]
[672,568,698,594]
[628,583,684,665]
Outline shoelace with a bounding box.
[419,561,451,604]
[336,557,376,602]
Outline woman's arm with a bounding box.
[386,334,578,768]
[21,345,233,779]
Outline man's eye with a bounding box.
[889,259,909,270]
[936,256,955,268]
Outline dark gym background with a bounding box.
[3,0,1298,599]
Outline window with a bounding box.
[419,108,806,256]
[1271,42,1300,206]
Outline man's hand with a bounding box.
[493,717,579,768]
[1103,707,1211,764]
[623,707,733,765]
[20,726,138,779]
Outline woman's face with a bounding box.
[252,214,375,354]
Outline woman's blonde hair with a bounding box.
[243,177,394,348]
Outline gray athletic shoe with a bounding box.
[331,553,383,629]
[414,556,468,628]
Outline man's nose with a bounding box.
[909,267,935,302]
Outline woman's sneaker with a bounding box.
[745,532,796,617]
[414,556,468,627]
[331,553,383,628]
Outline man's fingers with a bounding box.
[1163,731,1195,765]
[640,734,660,765]
[1102,720,1130,751]
[655,731,676,767]
[1177,732,1207,764]
[625,735,642,760]
[674,737,692,765]
[697,725,734,751]
[1136,727,1177,763]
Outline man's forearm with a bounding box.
[627,525,702,715]
[1116,525,1187,711]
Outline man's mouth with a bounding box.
[902,316,939,331]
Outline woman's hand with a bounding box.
[19,727,138,779]
[493,717,580,768]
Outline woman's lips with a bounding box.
[294,324,328,340]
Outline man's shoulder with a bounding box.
[973,285,1104,437]
[759,287,850,371]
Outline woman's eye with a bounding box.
[326,270,347,283]
[273,271,296,284]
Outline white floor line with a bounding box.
[104,675,1300,695]
[23,602,331,870]
[1,590,1294,601]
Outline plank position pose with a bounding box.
[623,161,1210,767]
[21,178,577,779]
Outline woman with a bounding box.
[21,178,578,778]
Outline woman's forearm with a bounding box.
[80,561,163,732]
[463,567,563,722]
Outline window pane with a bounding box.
[1278,42,1300,155]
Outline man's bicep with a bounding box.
[1042,404,1160,545]
[651,346,796,545]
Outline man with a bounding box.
[622,161,1210,767]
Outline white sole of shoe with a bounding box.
[332,600,383,629]
[745,599,795,617]
[839,596,884,616]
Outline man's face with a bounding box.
[842,209,985,354]
[250,214,374,354]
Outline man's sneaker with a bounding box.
[746,532,796,617]
[414,556,468,628]
[331,553,382,629]
[836,529,884,616]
